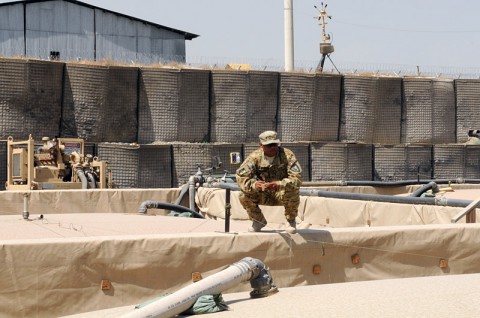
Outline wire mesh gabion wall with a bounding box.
[172,143,243,186]
[61,64,138,142]
[0,141,6,190]
[210,71,278,143]
[374,145,432,181]
[310,142,373,181]
[455,79,480,143]
[277,72,315,142]
[138,67,210,143]
[0,58,64,140]
[433,144,480,179]
[97,143,173,188]
[311,74,342,142]
[402,78,455,144]
[340,75,402,144]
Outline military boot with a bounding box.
[285,219,296,234]
[248,220,266,232]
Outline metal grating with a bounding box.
[210,71,249,142]
[278,73,315,142]
[246,71,278,142]
[61,64,138,142]
[311,142,373,181]
[402,78,455,144]
[172,143,243,186]
[374,145,432,181]
[455,79,480,143]
[312,74,342,142]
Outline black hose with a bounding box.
[205,182,473,208]
[138,201,204,219]
[409,181,439,197]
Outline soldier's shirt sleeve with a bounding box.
[235,160,257,193]
[285,150,302,188]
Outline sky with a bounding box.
[3,0,480,73]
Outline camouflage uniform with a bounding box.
[235,147,302,224]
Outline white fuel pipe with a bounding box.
[120,257,277,318]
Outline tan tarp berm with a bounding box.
[0,186,479,317]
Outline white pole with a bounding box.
[284,0,294,72]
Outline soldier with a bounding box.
[236,131,302,234]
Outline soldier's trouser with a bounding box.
[238,187,300,223]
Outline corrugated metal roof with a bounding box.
[0,0,199,40]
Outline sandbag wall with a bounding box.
[1,57,480,188]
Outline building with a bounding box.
[0,0,198,64]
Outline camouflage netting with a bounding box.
[243,143,311,181]
[433,144,480,179]
[402,78,455,144]
[138,67,210,143]
[172,143,243,186]
[61,63,138,142]
[455,79,480,143]
[0,58,63,139]
[374,145,433,181]
[210,71,278,143]
[340,75,402,144]
[97,143,172,188]
[310,142,373,181]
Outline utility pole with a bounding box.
[284,0,294,72]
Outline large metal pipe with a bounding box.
[284,0,294,71]
[120,257,277,318]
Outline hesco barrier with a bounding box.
[210,71,278,143]
[0,58,63,139]
[455,79,480,143]
[172,143,243,186]
[61,64,138,142]
[97,143,172,188]
[374,145,433,181]
[340,75,402,144]
[402,78,455,144]
[138,67,209,143]
[0,141,5,190]
[433,144,480,179]
[311,74,342,142]
[310,142,373,181]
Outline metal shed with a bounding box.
[0,0,198,64]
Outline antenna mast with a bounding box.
[314,2,337,72]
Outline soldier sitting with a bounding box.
[235,131,302,234]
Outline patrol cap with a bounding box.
[259,130,281,145]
